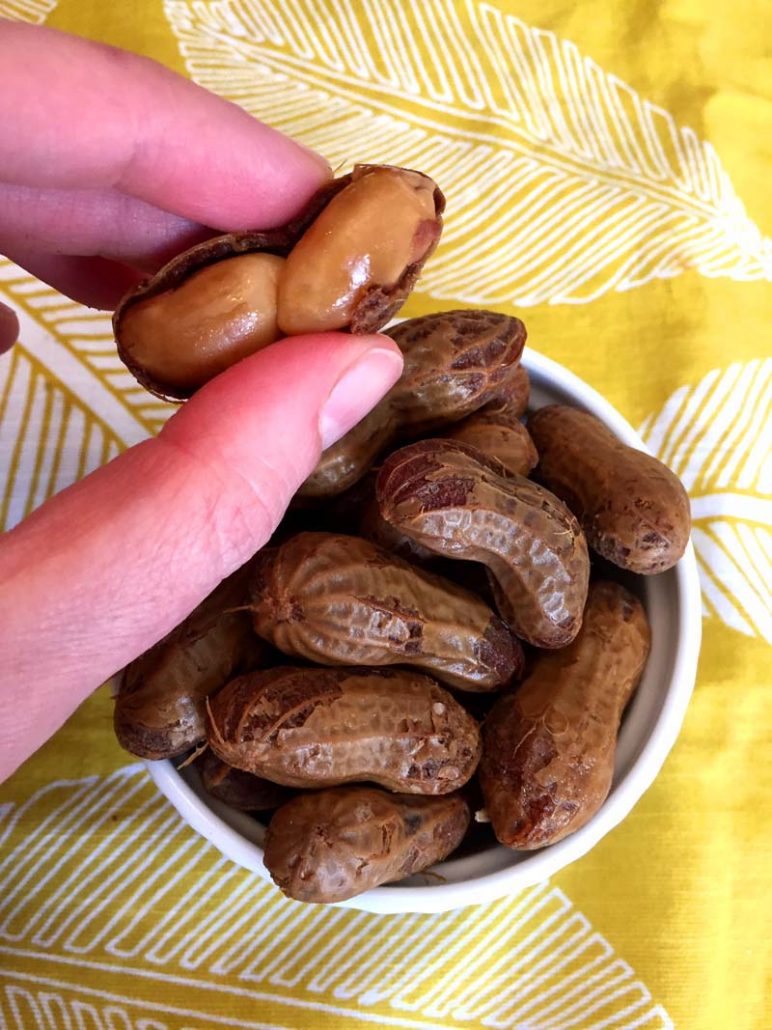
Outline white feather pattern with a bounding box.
[0,766,673,1029]
[639,359,771,642]
[0,259,174,530]
[0,0,55,22]
[164,0,771,306]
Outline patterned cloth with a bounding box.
[1,2,770,1028]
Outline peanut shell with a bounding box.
[265,786,469,903]
[479,580,651,849]
[206,666,481,794]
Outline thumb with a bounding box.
[0,332,402,780]
[0,300,19,354]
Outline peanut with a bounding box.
[445,410,538,477]
[206,666,481,793]
[113,568,265,760]
[249,532,523,691]
[528,405,691,573]
[264,786,470,903]
[359,493,437,566]
[300,402,396,499]
[485,363,530,420]
[114,165,444,400]
[479,581,651,849]
[197,751,291,811]
[116,253,284,394]
[277,165,443,335]
[376,439,590,648]
[388,309,527,433]
[301,309,526,498]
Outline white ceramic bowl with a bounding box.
[143,347,702,913]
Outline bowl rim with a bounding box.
[144,346,702,914]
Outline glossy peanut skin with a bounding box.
[479,581,651,849]
[264,786,470,903]
[206,666,481,793]
[528,405,691,573]
[117,253,285,396]
[113,568,265,760]
[198,751,291,811]
[300,309,526,497]
[250,532,523,691]
[277,165,443,335]
[114,228,296,401]
[445,411,538,477]
[376,439,590,648]
[114,174,352,400]
[115,166,444,400]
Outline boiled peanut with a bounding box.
[264,786,470,903]
[278,165,443,335]
[485,363,531,420]
[206,666,481,793]
[300,309,526,497]
[528,405,691,573]
[479,581,651,849]
[116,253,284,395]
[198,751,291,811]
[114,227,293,400]
[376,439,590,648]
[300,403,396,499]
[249,532,523,691]
[358,494,437,565]
[387,309,527,433]
[114,165,444,400]
[114,568,265,760]
[445,410,538,477]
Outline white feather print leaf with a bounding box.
[639,359,772,642]
[0,766,673,1028]
[0,0,56,22]
[0,259,175,528]
[0,341,126,532]
[164,0,770,307]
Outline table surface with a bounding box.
[0,2,769,1028]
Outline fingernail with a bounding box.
[319,346,403,450]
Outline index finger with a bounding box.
[0,22,331,231]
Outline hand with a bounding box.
[0,24,404,782]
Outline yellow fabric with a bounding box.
[1,1,770,1027]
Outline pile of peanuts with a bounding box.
[113,166,691,904]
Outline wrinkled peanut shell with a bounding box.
[300,309,526,498]
[265,786,470,903]
[114,567,265,760]
[485,364,531,420]
[359,494,437,565]
[198,751,291,811]
[249,532,523,691]
[387,309,527,433]
[376,439,590,648]
[206,666,481,794]
[528,405,691,573]
[445,411,538,477]
[300,403,397,499]
[479,581,651,849]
